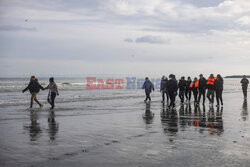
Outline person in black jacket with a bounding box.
[23,76,44,108]
[160,76,169,103]
[178,76,186,103]
[167,74,178,108]
[198,74,207,105]
[241,75,249,99]
[214,74,223,107]
[185,77,192,102]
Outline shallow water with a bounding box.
[0,78,250,167]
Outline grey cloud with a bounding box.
[0,25,37,31]
[135,35,170,44]
[177,0,225,7]
[124,38,133,43]
[0,0,248,34]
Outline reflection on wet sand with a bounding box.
[161,104,178,137]
[160,103,224,136]
[242,100,248,121]
[23,110,59,142]
[23,111,42,141]
[207,106,223,135]
[48,111,59,141]
[142,102,154,124]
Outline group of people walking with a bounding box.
[142,74,248,109]
[22,75,248,110]
[23,76,59,109]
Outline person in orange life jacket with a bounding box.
[167,74,178,108]
[178,76,186,103]
[190,77,199,103]
[241,75,249,99]
[206,74,216,105]
[214,74,223,107]
[142,77,154,102]
[198,74,207,105]
[160,76,169,103]
[185,77,192,102]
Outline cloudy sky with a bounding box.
[0,0,250,77]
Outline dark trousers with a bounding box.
[185,89,191,101]
[179,90,185,103]
[48,92,56,108]
[193,90,198,102]
[216,89,223,105]
[207,89,215,103]
[169,91,176,107]
[198,89,206,104]
[162,91,169,102]
[243,87,247,98]
[145,90,151,101]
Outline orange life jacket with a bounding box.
[190,80,199,88]
[207,77,216,85]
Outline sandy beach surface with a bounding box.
[0,78,250,167]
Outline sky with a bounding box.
[0,0,250,77]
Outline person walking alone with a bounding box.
[241,75,249,99]
[142,77,154,102]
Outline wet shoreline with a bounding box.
[1,82,250,166]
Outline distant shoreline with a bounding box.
[225,75,249,78]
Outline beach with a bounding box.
[0,77,250,167]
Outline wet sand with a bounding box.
[0,89,250,167]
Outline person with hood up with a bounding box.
[22,76,44,108]
[160,76,169,103]
[142,77,154,102]
[214,74,223,107]
[45,77,59,109]
[167,74,178,109]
